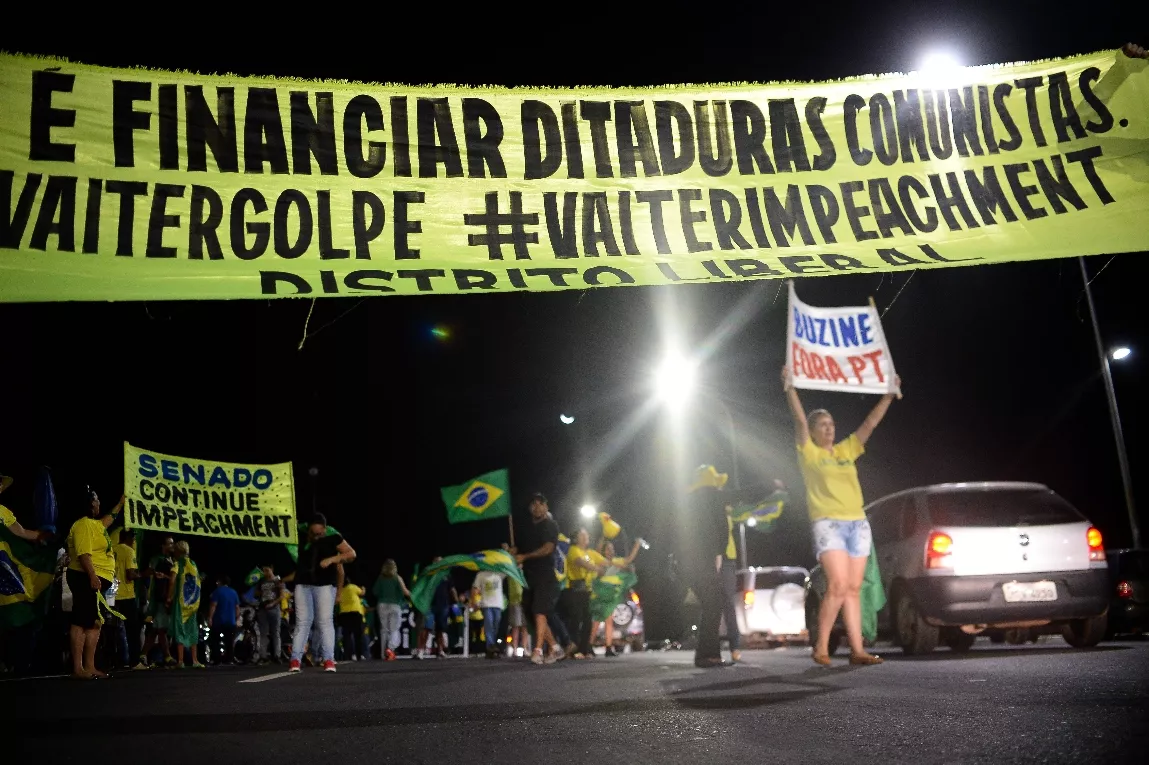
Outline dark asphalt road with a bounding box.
[4,639,1148,764]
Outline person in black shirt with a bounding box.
[682,465,733,669]
[515,493,564,665]
[288,514,356,673]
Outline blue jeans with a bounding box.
[811,518,873,559]
[482,607,503,649]
[291,584,336,662]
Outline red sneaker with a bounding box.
[384,649,396,661]
[323,660,337,673]
[288,659,301,673]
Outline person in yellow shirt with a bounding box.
[566,528,607,659]
[337,576,367,661]
[112,529,144,669]
[784,366,900,668]
[65,488,122,679]
[1,474,51,543]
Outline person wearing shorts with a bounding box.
[65,488,121,679]
[516,493,564,665]
[784,365,901,667]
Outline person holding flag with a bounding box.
[783,366,899,667]
[592,539,640,657]
[165,540,203,668]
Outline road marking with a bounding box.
[238,671,296,683]
[0,674,68,683]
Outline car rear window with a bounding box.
[926,489,1085,527]
[1115,552,1149,578]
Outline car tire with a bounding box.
[1062,614,1108,648]
[895,590,938,655]
[944,630,976,653]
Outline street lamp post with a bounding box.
[1078,257,1140,549]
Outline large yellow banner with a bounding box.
[1,50,1146,302]
[123,442,296,544]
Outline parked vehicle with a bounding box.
[732,566,808,647]
[865,482,1109,654]
[1104,549,1149,638]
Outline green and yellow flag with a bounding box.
[441,470,510,525]
[0,522,57,628]
[730,490,789,529]
[410,549,525,615]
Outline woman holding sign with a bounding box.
[783,366,899,667]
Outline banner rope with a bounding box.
[881,272,916,317]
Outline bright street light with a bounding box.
[746,517,758,528]
[919,51,962,75]
[579,504,597,519]
[915,50,965,88]
[1111,347,1131,361]
[653,352,697,408]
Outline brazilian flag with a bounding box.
[440,470,510,525]
[590,569,639,623]
[730,490,789,529]
[410,549,525,616]
[0,522,57,628]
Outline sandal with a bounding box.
[811,653,832,667]
[849,652,883,666]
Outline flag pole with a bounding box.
[868,296,901,399]
[508,513,515,550]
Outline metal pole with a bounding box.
[1078,256,1140,549]
[739,522,748,571]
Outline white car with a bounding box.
[866,481,1109,654]
[732,566,809,645]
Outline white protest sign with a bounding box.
[786,283,900,395]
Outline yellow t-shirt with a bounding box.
[338,584,366,615]
[725,516,737,560]
[66,517,116,581]
[113,543,138,600]
[0,504,16,529]
[567,545,605,584]
[798,434,866,521]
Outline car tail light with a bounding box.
[926,531,953,570]
[1117,581,1133,599]
[1087,527,1104,561]
[743,590,755,608]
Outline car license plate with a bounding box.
[1002,581,1057,603]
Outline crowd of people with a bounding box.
[1,363,901,676]
[0,484,647,677]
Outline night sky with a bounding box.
[1,4,1143,640]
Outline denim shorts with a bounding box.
[811,518,873,559]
